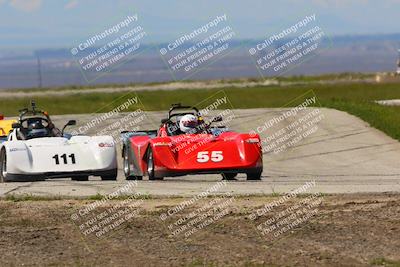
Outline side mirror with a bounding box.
[161,118,169,124]
[66,120,76,126]
[212,116,223,122]
[62,120,76,136]
[12,122,21,129]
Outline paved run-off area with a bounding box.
[1,107,399,198]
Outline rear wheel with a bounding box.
[0,148,8,183]
[123,147,142,180]
[101,169,118,181]
[246,171,262,181]
[222,173,237,180]
[72,176,89,181]
[147,148,163,180]
[127,175,142,181]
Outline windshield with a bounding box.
[16,116,61,140]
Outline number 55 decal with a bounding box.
[197,151,223,163]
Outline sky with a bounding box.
[0,0,400,50]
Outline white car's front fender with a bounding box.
[3,136,117,175]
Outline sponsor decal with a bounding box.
[9,148,27,152]
[98,142,114,148]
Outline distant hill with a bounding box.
[0,33,399,89]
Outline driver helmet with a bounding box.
[179,114,198,134]
[27,121,48,138]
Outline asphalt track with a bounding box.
[1,108,399,197]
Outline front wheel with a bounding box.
[222,173,237,180]
[101,169,118,181]
[0,148,8,183]
[147,148,163,180]
[246,171,262,181]
[72,176,89,181]
[123,147,142,180]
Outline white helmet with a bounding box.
[179,114,198,134]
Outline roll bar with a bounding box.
[168,103,199,119]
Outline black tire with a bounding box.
[101,169,118,181]
[147,148,163,180]
[222,173,237,180]
[72,176,89,181]
[246,171,262,181]
[123,146,131,178]
[0,148,8,183]
[127,176,142,181]
[123,147,142,180]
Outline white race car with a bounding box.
[0,102,118,182]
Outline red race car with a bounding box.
[121,104,263,180]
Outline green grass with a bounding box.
[2,81,400,142]
[325,99,400,141]
[371,257,400,267]
[4,194,65,202]
[274,72,375,83]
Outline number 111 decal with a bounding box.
[52,154,76,165]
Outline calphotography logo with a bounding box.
[248,91,325,157]
[165,90,238,166]
[158,181,236,239]
[249,13,331,77]
[72,96,139,134]
[70,181,145,239]
[71,13,148,82]
[249,180,323,242]
[159,14,237,80]
[68,93,156,145]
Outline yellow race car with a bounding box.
[0,115,16,143]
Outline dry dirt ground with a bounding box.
[0,193,399,267]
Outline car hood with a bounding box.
[169,133,215,143]
[24,136,92,147]
[167,132,241,144]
